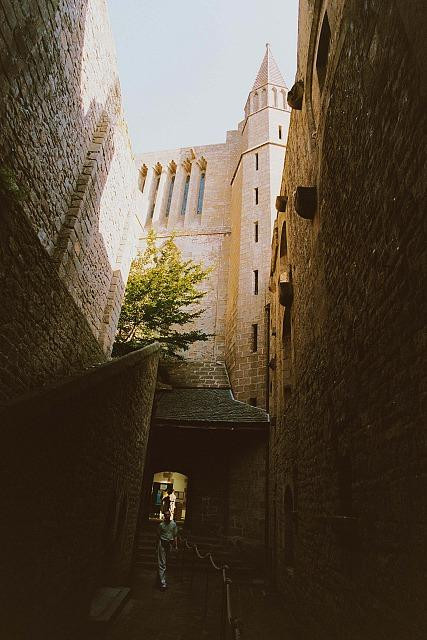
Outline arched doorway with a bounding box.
[150,471,189,523]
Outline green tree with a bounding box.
[113,230,211,358]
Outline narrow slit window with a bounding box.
[150,174,160,218]
[251,323,258,352]
[316,12,331,93]
[181,174,190,215]
[254,269,259,295]
[254,221,259,243]
[279,125,283,139]
[165,175,175,217]
[255,187,259,205]
[255,153,259,170]
[197,172,205,214]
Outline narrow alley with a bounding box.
[1,0,425,639]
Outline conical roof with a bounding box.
[252,43,287,91]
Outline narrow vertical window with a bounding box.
[254,221,259,243]
[255,187,259,205]
[197,172,205,214]
[181,175,190,215]
[254,269,259,295]
[165,175,175,217]
[255,153,259,170]
[279,125,283,139]
[316,12,331,93]
[251,323,258,352]
[150,174,160,218]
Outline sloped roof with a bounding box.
[154,360,269,430]
[252,43,287,91]
[154,388,269,429]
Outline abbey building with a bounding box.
[136,44,290,408]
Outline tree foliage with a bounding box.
[113,230,211,358]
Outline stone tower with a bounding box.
[225,44,290,408]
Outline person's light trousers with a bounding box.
[157,540,169,586]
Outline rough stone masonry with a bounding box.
[0,2,159,639]
[268,1,427,639]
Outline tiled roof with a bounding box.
[252,43,287,91]
[154,388,269,429]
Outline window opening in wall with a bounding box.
[281,89,287,109]
[253,270,259,295]
[249,397,257,407]
[279,125,282,140]
[255,153,259,170]
[181,174,190,215]
[165,174,175,217]
[272,87,278,108]
[150,173,160,218]
[251,323,258,352]
[254,221,259,243]
[255,187,259,205]
[150,471,188,523]
[316,11,331,93]
[280,221,288,259]
[197,172,205,214]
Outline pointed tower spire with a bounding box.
[252,43,287,91]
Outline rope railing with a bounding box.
[180,535,242,639]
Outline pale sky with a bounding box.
[107,0,299,153]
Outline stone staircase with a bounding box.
[133,520,264,582]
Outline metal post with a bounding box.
[180,545,185,582]
[203,565,210,620]
[220,576,227,640]
[189,552,195,592]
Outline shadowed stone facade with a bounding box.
[268,1,427,639]
[0,2,159,638]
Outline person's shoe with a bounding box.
[160,584,167,591]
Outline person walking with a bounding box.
[157,510,178,590]
[160,489,170,521]
[169,488,176,520]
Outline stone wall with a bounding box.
[0,0,138,402]
[136,138,239,361]
[1,344,159,639]
[228,435,267,542]
[268,1,427,639]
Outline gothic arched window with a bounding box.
[253,92,259,111]
[165,174,175,217]
[197,172,205,214]
[272,87,278,108]
[181,175,190,215]
[149,173,160,218]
